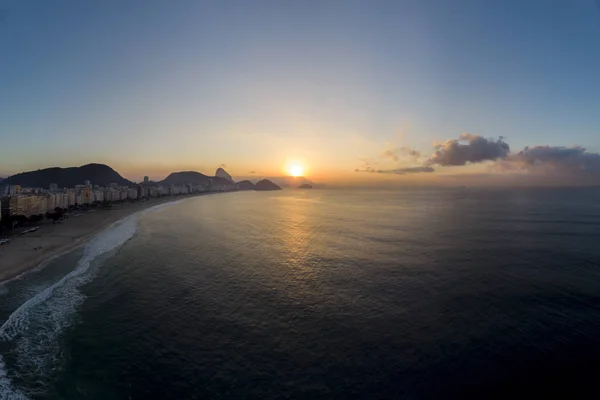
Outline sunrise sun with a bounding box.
[288,164,304,177]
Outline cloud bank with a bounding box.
[503,145,600,175]
[428,134,510,166]
[356,133,600,184]
[354,166,435,174]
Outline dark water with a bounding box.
[2,188,600,399]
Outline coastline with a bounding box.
[0,193,216,284]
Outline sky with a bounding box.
[1,0,600,185]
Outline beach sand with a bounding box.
[0,194,208,283]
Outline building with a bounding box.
[49,183,58,191]
[7,185,21,195]
[67,189,76,207]
[144,176,149,184]
[3,195,48,218]
[1,196,11,222]
[127,187,138,200]
[93,190,104,203]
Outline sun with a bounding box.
[288,164,304,177]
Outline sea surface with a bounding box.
[1,188,600,399]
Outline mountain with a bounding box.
[236,180,255,190]
[255,179,282,191]
[1,164,132,188]
[215,167,234,183]
[159,171,231,187]
[298,183,313,189]
[266,176,313,188]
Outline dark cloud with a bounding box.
[356,132,600,184]
[249,170,256,174]
[428,133,510,166]
[355,166,435,174]
[507,145,600,175]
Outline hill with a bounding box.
[159,171,231,187]
[1,164,132,188]
[236,180,255,190]
[266,176,313,188]
[215,167,234,183]
[255,179,282,191]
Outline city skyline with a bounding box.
[2,1,600,185]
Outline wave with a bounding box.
[0,244,87,297]
[0,200,183,399]
[0,356,27,400]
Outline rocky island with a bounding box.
[255,179,282,191]
[236,180,256,190]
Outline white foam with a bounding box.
[0,355,27,400]
[0,199,186,398]
[0,243,86,294]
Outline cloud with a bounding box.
[380,146,421,162]
[428,133,510,166]
[357,133,600,184]
[505,145,600,175]
[355,166,435,174]
[249,170,256,174]
[381,148,399,161]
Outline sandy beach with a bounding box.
[0,193,212,283]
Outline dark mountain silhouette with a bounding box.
[215,167,234,183]
[159,171,231,187]
[236,180,255,190]
[298,183,313,189]
[255,179,282,191]
[1,164,131,188]
[266,176,313,188]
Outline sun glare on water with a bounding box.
[288,164,304,177]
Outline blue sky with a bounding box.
[1,0,599,183]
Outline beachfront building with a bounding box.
[156,186,167,196]
[67,190,76,207]
[1,195,48,218]
[136,185,147,199]
[46,193,57,212]
[1,196,11,222]
[127,187,138,200]
[93,190,104,203]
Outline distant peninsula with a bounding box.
[159,171,231,187]
[255,179,282,191]
[1,164,287,193]
[236,180,256,190]
[1,164,132,188]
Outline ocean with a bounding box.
[1,188,600,399]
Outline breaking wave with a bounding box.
[0,201,181,399]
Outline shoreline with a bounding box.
[0,192,220,284]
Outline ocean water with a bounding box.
[1,188,600,399]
